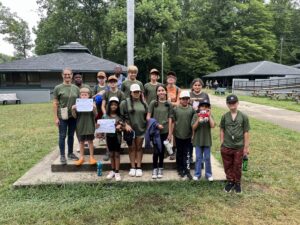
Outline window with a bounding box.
[27,73,40,85]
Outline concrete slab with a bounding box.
[13,146,226,187]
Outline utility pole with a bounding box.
[280,37,283,64]
[127,0,135,66]
[161,42,165,84]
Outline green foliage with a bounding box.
[0,53,13,64]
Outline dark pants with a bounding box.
[153,133,168,168]
[175,137,191,173]
[59,118,77,156]
[221,146,243,183]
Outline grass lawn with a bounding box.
[206,89,300,112]
[0,103,300,225]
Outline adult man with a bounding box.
[73,72,92,97]
[114,65,126,89]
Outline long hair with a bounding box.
[155,84,169,107]
[191,78,204,92]
[129,93,147,113]
[107,100,120,117]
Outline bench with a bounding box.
[215,87,226,95]
[0,93,21,105]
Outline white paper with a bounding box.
[96,119,116,133]
[76,98,93,112]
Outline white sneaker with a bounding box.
[115,173,121,181]
[193,176,199,181]
[208,176,214,182]
[135,169,143,177]
[157,168,163,179]
[129,168,136,177]
[106,171,115,179]
[152,168,158,179]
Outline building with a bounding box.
[0,42,126,103]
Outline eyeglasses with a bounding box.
[63,74,71,76]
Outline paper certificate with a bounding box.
[76,98,93,112]
[96,119,116,133]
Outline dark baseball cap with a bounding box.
[199,98,211,107]
[226,94,238,103]
[167,71,176,78]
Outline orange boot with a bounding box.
[75,158,85,166]
[89,157,97,165]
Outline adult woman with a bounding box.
[53,68,80,164]
[120,84,148,177]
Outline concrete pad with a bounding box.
[13,147,226,187]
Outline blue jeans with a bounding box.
[58,118,77,156]
[194,146,212,178]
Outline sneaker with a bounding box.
[135,169,143,177]
[193,176,199,181]
[89,157,97,165]
[106,171,115,179]
[76,148,80,153]
[103,151,110,161]
[115,173,121,181]
[68,153,79,160]
[224,182,235,193]
[152,168,158,179]
[157,168,163,179]
[75,158,85,166]
[179,170,185,178]
[234,183,242,193]
[129,168,136,177]
[208,176,214,182]
[60,155,67,165]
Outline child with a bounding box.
[191,99,215,181]
[146,84,173,179]
[166,71,180,107]
[93,71,108,119]
[121,65,144,98]
[144,68,161,105]
[120,84,148,177]
[189,78,209,110]
[172,90,195,179]
[220,94,250,193]
[101,75,125,116]
[71,87,98,166]
[103,97,123,181]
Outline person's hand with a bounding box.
[99,90,105,95]
[243,146,249,156]
[157,124,164,130]
[96,123,100,129]
[72,105,76,110]
[167,134,172,142]
[125,124,133,132]
[55,118,60,127]
[93,103,96,109]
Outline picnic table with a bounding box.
[268,91,294,100]
[215,87,226,95]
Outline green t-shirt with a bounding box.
[103,90,125,103]
[93,84,107,96]
[120,98,148,136]
[144,82,161,105]
[148,100,173,134]
[76,111,95,136]
[173,105,195,139]
[191,113,212,147]
[220,110,250,150]
[121,80,144,98]
[53,84,80,119]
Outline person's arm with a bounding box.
[53,98,59,127]
[71,105,77,118]
[220,128,224,145]
[101,99,107,115]
[146,112,151,121]
[208,112,215,128]
[93,103,98,116]
[243,132,250,156]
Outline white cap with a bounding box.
[179,90,190,98]
[109,96,119,103]
[130,83,141,92]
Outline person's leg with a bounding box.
[58,119,67,156]
[233,149,243,184]
[115,152,120,171]
[175,137,184,175]
[67,117,77,155]
[194,146,202,178]
[158,133,168,168]
[153,151,159,169]
[75,141,85,165]
[221,147,234,182]
[135,137,144,168]
[203,146,212,179]
[183,138,192,179]
[88,140,96,164]
[128,141,136,176]
[110,152,115,170]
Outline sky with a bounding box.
[0,0,39,56]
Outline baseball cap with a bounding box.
[179,90,190,98]
[130,83,141,92]
[109,96,119,103]
[97,71,106,78]
[167,71,176,78]
[150,68,159,74]
[108,75,118,82]
[199,98,211,106]
[226,94,238,103]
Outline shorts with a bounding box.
[78,134,95,142]
[107,135,121,152]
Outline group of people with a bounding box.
[53,65,250,193]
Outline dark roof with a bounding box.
[204,61,300,78]
[0,42,126,73]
